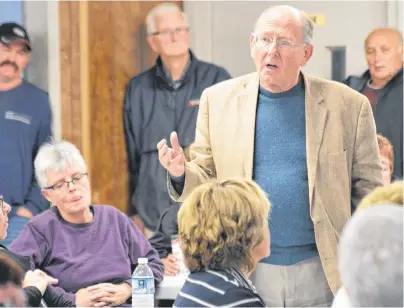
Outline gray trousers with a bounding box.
[252,256,334,307]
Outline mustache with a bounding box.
[0,61,18,71]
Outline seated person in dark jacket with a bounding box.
[149,147,194,276]
[174,178,271,307]
[0,196,63,307]
[0,254,26,307]
[9,140,164,307]
[344,28,403,180]
[149,203,180,276]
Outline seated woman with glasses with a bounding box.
[8,140,164,307]
[174,178,271,307]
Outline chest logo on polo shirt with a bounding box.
[5,111,31,125]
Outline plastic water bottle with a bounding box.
[132,258,155,307]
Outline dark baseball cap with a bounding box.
[0,22,31,51]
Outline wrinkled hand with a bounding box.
[162,254,179,276]
[22,269,58,295]
[76,287,107,307]
[16,206,33,219]
[157,132,185,177]
[86,283,131,307]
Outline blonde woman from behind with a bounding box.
[174,178,271,307]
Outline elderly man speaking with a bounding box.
[157,5,383,307]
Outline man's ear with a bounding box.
[147,36,158,53]
[250,34,257,58]
[301,44,314,67]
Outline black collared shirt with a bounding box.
[162,57,191,90]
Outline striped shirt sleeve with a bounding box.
[222,287,266,307]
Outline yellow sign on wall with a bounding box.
[308,14,325,26]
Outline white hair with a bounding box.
[338,204,403,307]
[253,5,314,44]
[145,2,188,35]
[34,140,87,188]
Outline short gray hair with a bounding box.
[34,140,87,188]
[253,5,314,44]
[338,204,403,307]
[145,3,188,35]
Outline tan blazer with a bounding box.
[169,72,383,293]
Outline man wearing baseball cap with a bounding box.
[0,22,31,52]
[0,22,52,247]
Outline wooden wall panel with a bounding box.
[87,1,181,213]
[60,1,183,214]
[60,1,83,150]
[87,2,115,206]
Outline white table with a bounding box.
[155,274,187,300]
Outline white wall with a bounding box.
[23,0,48,92]
[388,0,403,33]
[185,1,400,79]
[46,1,61,141]
[23,0,61,140]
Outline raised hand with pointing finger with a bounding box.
[157,132,185,177]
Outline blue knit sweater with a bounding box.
[253,80,318,265]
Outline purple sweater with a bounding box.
[9,205,164,305]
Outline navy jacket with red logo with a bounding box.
[123,50,230,230]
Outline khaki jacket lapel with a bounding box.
[239,73,259,179]
[303,74,327,210]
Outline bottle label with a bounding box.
[132,277,155,295]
